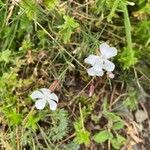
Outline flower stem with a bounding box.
[121,2,134,62]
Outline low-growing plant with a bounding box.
[0,0,149,149]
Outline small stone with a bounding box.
[135,110,148,123]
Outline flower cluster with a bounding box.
[84,42,117,76]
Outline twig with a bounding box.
[57,133,76,147]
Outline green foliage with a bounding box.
[3,109,22,126]
[112,121,124,130]
[0,0,4,6]
[20,0,39,20]
[133,21,150,45]
[92,0,106,14]
[25,113,41,130]
[74,121,90,145]
[104,111,122,122]
[19,14,33,36]
[43,0,59,10]
[92,0,121,16]
[93,130,126,149]
[59,15,79,44]
[21,130,33,146]
[119,47,138,69]
[20,38,34,52]
[63,141,80,150]
[104,108,125,130]
[93,130,113,143]
[74,104,90,145]
[104,111,125,131]
[119,1,138,69]
[0,0,149,149]
[0,71,18,91]
[0,49,11,63]
[93,99,125,149]
[107,0,120,22]
[123,91,138,111]
[47,109,69,141]
[110,134,126,149]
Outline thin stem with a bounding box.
[79,103,85,131]
[122,2,134,60]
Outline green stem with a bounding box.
[79,103,85,131]
[122,2,134,59]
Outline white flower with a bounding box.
[84,55,104,76]
[84,42,117,76]
[30,88,58,111]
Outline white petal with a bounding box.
[84,55,100,65]
[100,43,117,59]
[48,100,57,111]
[30,90,44,100]
[106,47,117,58]
[100,42,110,49]
[40,88,51,96]
[87,67,97,76]
[93,61,103,71]
[49,93,58,102]
[100,42,110,54]
[95,70,104,76]
[103,60,115,72]
[35,99,46,110]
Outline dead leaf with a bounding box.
[26,50,34,64]
[49,80,61,92]
[126,122,143,144]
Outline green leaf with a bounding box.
[6,110,22,126]
[104,111,122,122]
[107,0,120,22]
[59,15,79,44]
[102,97,109,111]
[74,121,90,145]
[0,0,4,7]
[47,109,69,142]
[91,0,106,15]
[0,49,11,63]
[43,0,58,10]
[74,129,90,145]
[119,2,138,69]
[25,114,41,130]
[119,47,138,69]
[93,130,113,143]
[123,91,138,111]
[110,134,126,149]
[112,121,124,130]
[20,0,39,20]
[63,141,80,150]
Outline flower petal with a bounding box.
[40,88,51,96]
[99,42,109,55]
[103,60,115,71]
[48,100,57,111]
[95,70,104,76]
[93,61,103,71]
[84,55,100,65]
[100,42,109,51]
[49,93,58,102]
[30,90,44,100]
[108,47,117,58]
[87,67,97,76]
[35,99,46,110]
[100,43,117,59]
